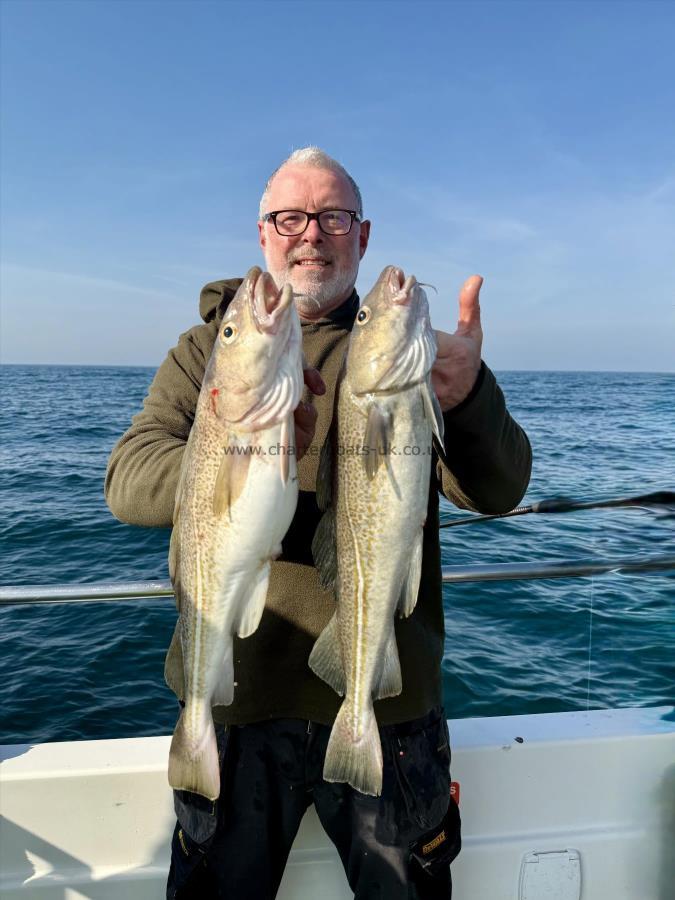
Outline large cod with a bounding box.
[165,266,303,801]
[310,266,444,797]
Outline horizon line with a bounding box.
[1,363,674,376]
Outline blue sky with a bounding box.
[1,0,673,370]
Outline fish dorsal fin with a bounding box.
[172,426,194,524]
[213,441,252,518]
[164,622,185,700]
[316,363,344,511]
[313,404,338,590]
[364,402,392,480]
[316,429,334,512]
[168,526,179,583]
[421,381,445,446]
[169,429,195,609]
[312,505,338,591]
[168,528,182,612]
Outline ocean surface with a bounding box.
[0,365,673,745]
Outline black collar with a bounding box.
[300,289,360,332]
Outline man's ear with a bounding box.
[359,220,371,259]
[258,220,266,251]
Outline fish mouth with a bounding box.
[384,266,417,306]
[251,271,294,334]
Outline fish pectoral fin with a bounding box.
[212,645,235,706]
[421,381,445,446]
[397,529,423,618]
[311,507,338,591]
[374,630,402,700]
[308,613,345,695]
[364,403,392,481]
[236,562,270,638]
[168,707,221,801]
[213,444,252,518]
[323,702,383,797]
[164,622,185,699]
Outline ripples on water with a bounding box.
[0,366,673,743]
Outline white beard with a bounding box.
[267,257,359,317]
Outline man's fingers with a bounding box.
[457,275,483,332]
[303,366,326,396]
[294,401,318,428]
[294,401,318,461]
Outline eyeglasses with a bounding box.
[262,209,361,236]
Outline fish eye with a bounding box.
[221,322,238,343]
[356,307,371,325]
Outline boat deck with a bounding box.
[1,706,674,899]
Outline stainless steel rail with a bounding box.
[0,581,175,606]
[442,555,675,583]
[0,555,673,605]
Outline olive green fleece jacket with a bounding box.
[105,277,532,726]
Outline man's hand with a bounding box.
[294,367,326,460]
[432,275,484,412]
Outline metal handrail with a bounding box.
[443,556,675,582]
[0,554,673,605]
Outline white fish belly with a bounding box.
[180,422,298,712]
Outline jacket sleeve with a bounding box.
[436,362,532,514]
[104,326,212,527]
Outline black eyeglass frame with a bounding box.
[261,209,361,236]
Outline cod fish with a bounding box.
[165,266,303,800]
[310,266,443,796]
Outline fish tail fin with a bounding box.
[168,706,221,800]
[323,702,382,796]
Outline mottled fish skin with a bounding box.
[166,267,303,800]
[310,266,443,796]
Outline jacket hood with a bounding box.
[199,278,244,324]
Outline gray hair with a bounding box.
[258,146,363,219]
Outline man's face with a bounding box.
[258,164,370,320]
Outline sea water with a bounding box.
[0,366,673,744]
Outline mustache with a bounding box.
[287,251,331,264]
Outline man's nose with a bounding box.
[301,218,324,245]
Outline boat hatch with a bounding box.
[519,849,581,900]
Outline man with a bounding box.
[105,147,532,899]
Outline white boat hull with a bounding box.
[1,707,673,899]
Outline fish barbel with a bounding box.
[165,266,303,800]
[310,266,443,796]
